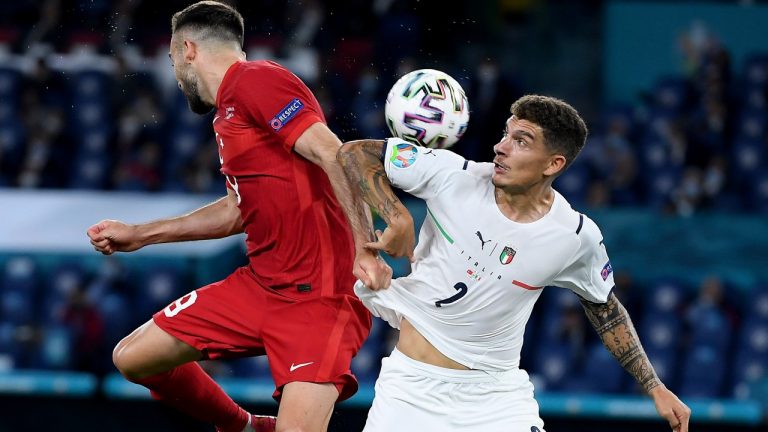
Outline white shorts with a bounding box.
[363,348,545,432]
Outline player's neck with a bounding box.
[494,185,555,223]
[198,52,246,107]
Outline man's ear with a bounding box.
[544,154,567,177]
[183,39,198,64]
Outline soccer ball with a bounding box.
[384,69,469,149]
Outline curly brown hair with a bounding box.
[510,95,588,172]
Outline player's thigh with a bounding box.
[113,319,202,380]
[276,381,337,432]
[152,267,269,361]
[362,356,451,432]
[265,294,371,402]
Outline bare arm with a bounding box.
[87,188,243,254]
[336,139,415,260]
[294,123,375,251]
[580,292,691,431]
[293,123,392,289]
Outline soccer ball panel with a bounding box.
[384,69,470,149]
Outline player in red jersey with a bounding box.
[86,2,392,432]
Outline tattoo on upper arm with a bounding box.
[339,140,404,225]
[580,293,661,393]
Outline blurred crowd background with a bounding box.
[1,0,767,430]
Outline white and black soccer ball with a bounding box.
[384,69,469,149]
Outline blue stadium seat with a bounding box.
[738,320,768,359]
[351,341,383,384]
[566,342,625,394]
[1,256,38,296]
[532,342,575,391]
[69,154,110,190]
[229,355,272,379]
[35,325,73,370]
[647,349,678,392]
[554,159,590,207]
[96,292,133,346]
[74,70,110,101]
[743,53,768,87]
[0,289,34,325]
[687,305,731,352]
[650,76,690,117]
[645,279,688,315]
[749,169,768,214]
[679,345,726,398]
[0,321,24,367]
[730,139,764,191]
[134,267,184,317]
[641,311,680,351]
[41,263,87,324]
[744,286,768,323]
[0,67,21,101]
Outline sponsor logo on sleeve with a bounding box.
[601,261,613,281]
[390,142,419,168]
[270,98,304,131]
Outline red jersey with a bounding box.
[213,60,355,298]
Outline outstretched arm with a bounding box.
[580,292,691,432]
[337,139,415,261]
[294,124,392,290]
[87,188,243,255]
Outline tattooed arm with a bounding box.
[337,139,415,261]
[580,292,691,431]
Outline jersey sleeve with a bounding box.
[550,215,614,303]
[382,138,470,200]
[235,62,324,150]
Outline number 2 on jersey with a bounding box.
[435,282,468,307]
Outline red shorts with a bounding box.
[152,266,371,402]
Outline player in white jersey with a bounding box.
[338,95,690,432]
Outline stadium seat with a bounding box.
[532,342,575,391]
[554,159,590,207]
[0,289,34,325]
[35,325,73,370]
[743,53,768,87]
[645,279,687,315]
[1,256,38,296]
[0,67,20,101]
[688,305,731,351]
[351,341,383,384]
[229,355,272,379]
[134,267,184,317]
[565,342,625,394]
[651,76,690,115]
[96,292,133,347]
[640,311,681,359]
[69,154,110,190]
[679,345,726,398]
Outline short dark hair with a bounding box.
[510,95,588,171]
[171,1,244,48]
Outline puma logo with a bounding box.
[476,231,491,249]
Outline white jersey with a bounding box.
[355,138,615,372]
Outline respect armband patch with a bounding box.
[270,98,304,131]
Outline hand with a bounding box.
[87,220,144,255]
[650,385,691,432]
[354,250,393,291]
[365,217,415,262]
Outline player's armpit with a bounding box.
[579,292,662,394]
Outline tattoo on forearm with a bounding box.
[338,140,404,225]
[580,293,661,393]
